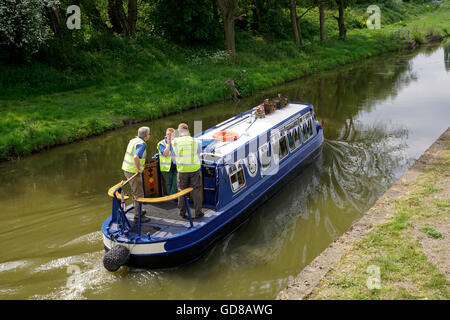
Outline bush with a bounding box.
[0,0,48,57]
[258,8,292,40]
[150,0,222,44]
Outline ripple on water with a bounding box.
[31,251,117,300]
[0,260,28,272]
[60,231,102,248]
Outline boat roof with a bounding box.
[196,102,312,161]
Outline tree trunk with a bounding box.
[45,5,62,39]
[115,0,130,36]
[289,0,300,47]
[81,0,111,34]
[108,0,134,36]
[251,0,261,32]
[223,17,236,55]
[319,0,326,43]
[127,0,137,36]
[217,0,239,56]
[336,0,346,40]
[108,0,123,34]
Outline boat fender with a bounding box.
[316,120,324,130]
[103,244,130,272]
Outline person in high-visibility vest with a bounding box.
[157,128,177,195]
[171,123,203,219]
[121,126,151,223]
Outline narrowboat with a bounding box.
[101,98,324,271]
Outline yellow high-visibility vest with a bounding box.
[121,137,146,173]
[172,135,201,173]
[157,139,172,172]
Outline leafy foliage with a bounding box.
[150,0,222,44]
[0,0,49,56]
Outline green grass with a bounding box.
[1,1,449,161]
[311,193,449,300]
[432,198,450,211]
[421,225,444,239]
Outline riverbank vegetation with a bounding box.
[1,0,449,161]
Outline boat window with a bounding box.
[270,133,280,165]
[245,153,258,177]
[287,126,301,151]
[301,121,310,142]
[270,130,289,161]
[227,162,246,193]
[278,133,289,160]
[258,143,271,170]
[300,112,314,143]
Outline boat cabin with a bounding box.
[143,101,319,213]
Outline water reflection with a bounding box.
[0,44,449,299]
[203,121,410,297]
[444,42,450,72]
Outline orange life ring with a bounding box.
[212,131,239,142]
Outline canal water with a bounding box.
[0,43,449,299]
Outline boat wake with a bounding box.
[30,250,117,300]
[320,120,411,214]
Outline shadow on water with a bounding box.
[0,44,449,299]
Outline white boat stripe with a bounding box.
[102,234,167,254]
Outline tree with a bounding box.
[44,1,63,39]
[288,0,315,47]
[318,0,326,43]
[108,0,123,34]
[289,0,300,46]
[249,0,262,32]
[107,0,137,36]
[0,0,48,56]
[128,0,137,36]
[45,0,107,41]
[334,0,346,40]
[151,0,221,44]
[247,0,291,41]
[79,0,111,34]
[217,0,242,56]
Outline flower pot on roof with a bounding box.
[263,99,275,114]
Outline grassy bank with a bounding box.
[1,2,449,161]
[306,129,450,300]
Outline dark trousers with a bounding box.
[177,170,202,216]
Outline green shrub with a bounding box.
[149,0,222,44]
[421,226,444,239]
